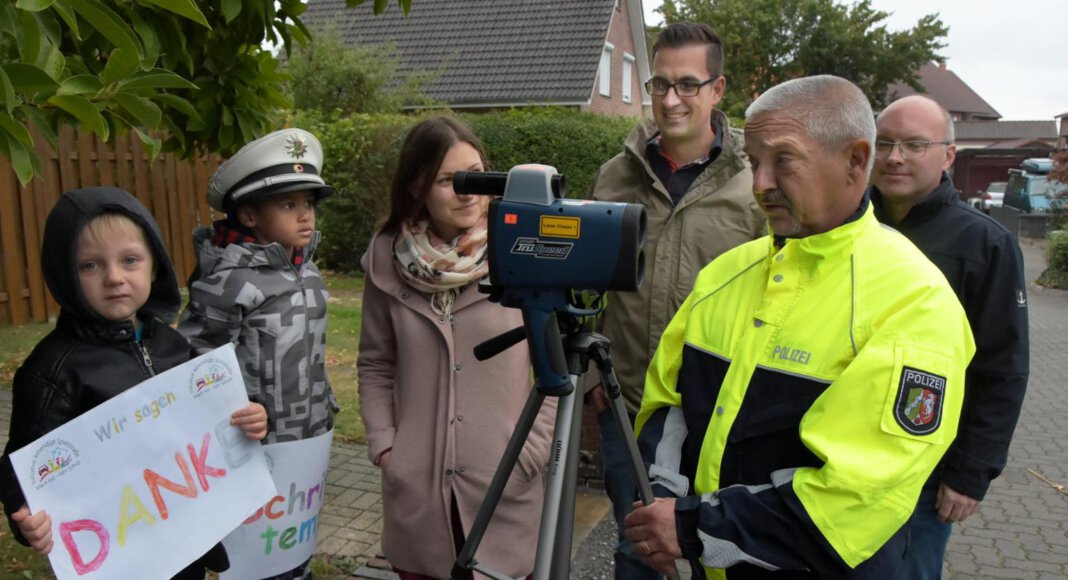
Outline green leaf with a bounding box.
[49,93,108,139]
[40,42,65,80]
[64,54,90,76]
[32,8,62,46]
[57,74,103,95]
[20,104,58,148]
[373,0,388,14]
[0,129,37,184]
[52,1,80,39]
[288,21,309,49]
[112,92,161,128]
[221,0,242,23]
[132,126,161,161]
[15,0,55,12]
[0,4,17,37]
[152,92,201,123]
[1,63,59,94]
[0,114,34,149]
[139,0,210,29]
[0,67,20,112]
[102,48,139,85]
[119,69,198,91]
[65,0,143,59]
[130,12,159,67]
[17,9,42,63]
[218,122,234,150]
[159,114,184,151]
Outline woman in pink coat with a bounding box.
[357,117,556,579]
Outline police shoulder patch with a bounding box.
[893,366,946,435]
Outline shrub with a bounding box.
[303,108,639,272]
[284,27,437,115]
[462,108,635,199]
[1038,230,1068,289]
[297,110,420,273]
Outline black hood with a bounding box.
[42,187,181,326]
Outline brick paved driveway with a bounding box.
[942,240,1068,579]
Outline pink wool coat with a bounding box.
[358,231,556,578]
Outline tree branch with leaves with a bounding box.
[0,0,411,184]
[659,0,947,118]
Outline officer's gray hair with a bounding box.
[746,75,876,172]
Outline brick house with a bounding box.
[954,120,1058,150]
[887,62,1062,197]
[887,62,1001,122]
[304,0,652,117]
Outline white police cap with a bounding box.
[208,128,335,212]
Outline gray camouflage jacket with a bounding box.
[179,227,335,443]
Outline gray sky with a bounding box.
[642,0,1068,121]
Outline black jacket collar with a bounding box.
[56,312,160,345]
[871,172,958,226]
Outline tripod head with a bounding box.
[456,164,646,396]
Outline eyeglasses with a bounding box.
[874,140,951,160]
[644,77,717,97]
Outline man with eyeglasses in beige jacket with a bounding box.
[586,21,766,580]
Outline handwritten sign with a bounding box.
[221,430,333,578]
[10,344,276,580]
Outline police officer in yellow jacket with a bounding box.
[623,75,976,579]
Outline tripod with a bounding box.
[451,302,681,580]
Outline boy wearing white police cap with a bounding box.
[179,128,336,579]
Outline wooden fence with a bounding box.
[0,127,224,327]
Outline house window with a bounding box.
[622,53,635,104]
[600,43,614,97]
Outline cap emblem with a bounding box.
[285,134,308,159]
[294,164,305,173]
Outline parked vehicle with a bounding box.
[1004,158,1067,213]
[981,181,1006,211]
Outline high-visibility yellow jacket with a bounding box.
[636,203,975,579]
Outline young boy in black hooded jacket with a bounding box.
[0,187,267,579]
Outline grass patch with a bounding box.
[0,272,367,576]
[0,322,53,389]
[0,527,53,579]
[322,270,366,443]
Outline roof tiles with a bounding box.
[304,0,618,105]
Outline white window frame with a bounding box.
[622,53,635,104]
[599,43,614,97]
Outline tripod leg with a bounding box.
[452,387,546,580]
[606,396,684,580]
[532,377,578,580]
[592,341,684,580]
[549,374,584,579]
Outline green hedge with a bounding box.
[301,108,637,273]
[1039,230,1068,289]
[464,108,635,200]
[295,110,418,274]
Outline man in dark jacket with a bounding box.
[869,95,1030,579]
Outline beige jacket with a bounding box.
[589,112,766,413]
[358,231,556,578]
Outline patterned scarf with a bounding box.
[211,220,306,268]
[393,216,489,316]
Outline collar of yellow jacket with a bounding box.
[768,198,875,265]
